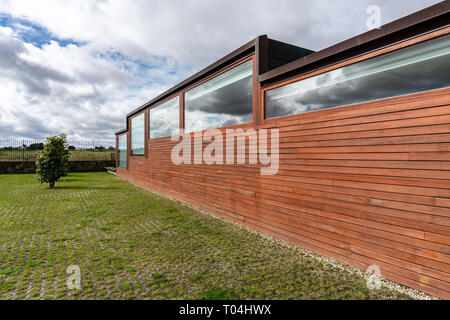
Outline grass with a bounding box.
[0,172,413,300]
[200,286,238,300]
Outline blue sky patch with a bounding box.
[0,13,84,48]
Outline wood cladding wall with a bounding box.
[117,87,450,299]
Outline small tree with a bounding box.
[36,134,69,188]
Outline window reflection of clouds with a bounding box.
[131,113,145,155]
[118,135,127,168]
[150,97,179,139]
[185,60,253,133]
[265,34,450,119]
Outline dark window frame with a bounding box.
[183,57,255,133]
[148,94,181,140]
[117,133,128,169]
[261,29,450,123]
[130,112,146,156]
[141,55,256,144]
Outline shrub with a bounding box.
[36,134,69,188]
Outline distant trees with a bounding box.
[28,143,44,150]
[36,134,69,188]
[0,143,44,151]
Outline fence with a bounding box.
[0,139,115,162]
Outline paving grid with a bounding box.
[0,172,414,300]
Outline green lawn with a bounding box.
[0,172,412,300]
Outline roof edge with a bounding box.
[258,1,450,83]
[126,36,260,119]
[115,129,127,135]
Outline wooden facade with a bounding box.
[116,4,450,299]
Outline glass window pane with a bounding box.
[150,97,179,139]
[265,34,450,119]
[185,59,253,133]
[118,134,127,168]
[131,113,145,155]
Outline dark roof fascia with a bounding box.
[115,128,127,135]
[258,1,450,85]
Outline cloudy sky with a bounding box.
[0,0,441,146]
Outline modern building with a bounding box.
[115,2,450,299]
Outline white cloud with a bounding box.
[0,32,177,143]
[0,25,12,35]
[0,0,441,144]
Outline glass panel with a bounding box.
[118,134,127,168]
[185,59,253,133]
[150,97,179,139]
[265,34,450,119]
[131,113,145,155]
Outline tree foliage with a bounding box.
[36,134,69,188]
[28,143,44,150]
